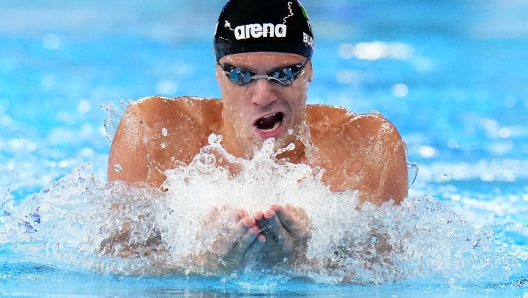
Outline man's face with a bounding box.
[216,52,313,158]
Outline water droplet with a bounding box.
[114,164,122,172]
[161,142,166,149]
[143,135,148,143]
[207,133,223,145]
[288,129,294,135]
[443,173,447,177]
[162,127,168,136]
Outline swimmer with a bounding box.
[108,0,408,271]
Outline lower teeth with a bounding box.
[261,121,280,132]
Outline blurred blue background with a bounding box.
[0,0,528,221]
[1,1,528,295]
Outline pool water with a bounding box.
[1,0,528,296]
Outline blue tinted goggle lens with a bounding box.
[220,60,308,86]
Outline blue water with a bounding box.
[1,0,528,296]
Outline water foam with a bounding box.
[0,135,521,285]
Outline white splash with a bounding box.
[0,136,521,285]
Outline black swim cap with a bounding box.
[213,0,315,61]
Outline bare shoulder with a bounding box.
[307,104,402,143]
[306,104,353,127]
[347,112,403,144]
[129,95,223,127]
[112,96,223,151]
[108,96,223,186]
[306,104,407,205]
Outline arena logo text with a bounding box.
[234,24,287,40]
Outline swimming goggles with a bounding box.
[218,59,309,86]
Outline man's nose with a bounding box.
[250,79,279,107]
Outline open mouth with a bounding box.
[254,112,284,132]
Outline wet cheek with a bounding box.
[288,96,307,129]
[299,76,311,89]
[225,105,252,133]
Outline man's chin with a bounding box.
[240,137,285,157]
[268,136,298,156]
[238,127,298,157]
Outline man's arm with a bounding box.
[107,96,273,271]
[108,103,150,185]
[368,115,408,205]
[308,106,408,205]
[334,114,408,205]
[346,114,408,205]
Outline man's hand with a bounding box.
[255,204,311,266]
[210,209,266,271]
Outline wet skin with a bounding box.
[108,52,408,270]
